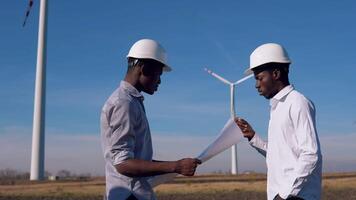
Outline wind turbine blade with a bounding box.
[204,68,231,85]
[23,0,34,27]
[233,74,253,85]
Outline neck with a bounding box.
[276,82,289,93]
[124,73,142,92]
[271,81,290,98]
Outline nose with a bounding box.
[255,80,260,89]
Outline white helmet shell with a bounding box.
[127,39,172,72]
[245,43,291,75]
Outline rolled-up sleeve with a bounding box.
[279,99,321,199]
[107,100,137,166]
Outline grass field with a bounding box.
[1,172,356,200]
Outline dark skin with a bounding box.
[235,67,289,140]
[274,195,304,200]
[235,66,290,200]
[118,59,201,177]
[254,66,289,100]
[274,194,285,200]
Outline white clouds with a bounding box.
[319,133,356,172]
[1,126,355,175]
[151,132,267,174]
[45,132,104,176]
[0,126,32,173]
[0,126,104,176]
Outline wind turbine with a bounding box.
[27,0,48,181]
[204,68,253,175]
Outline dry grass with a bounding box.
[0,179,104,200]
[1,173,356,200]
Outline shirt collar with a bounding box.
[270,85,294,108]
[120,81,144,100]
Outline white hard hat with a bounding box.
[127,39,172,72]
[245,43,291,75]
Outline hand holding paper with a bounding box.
[148,118,242,187]
[197,118,243,163]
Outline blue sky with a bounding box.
[0,0,356,175]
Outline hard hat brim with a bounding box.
[127,55,173,72]
[163,65,172,72]
[245,61,291,75]
[244,67,253,75]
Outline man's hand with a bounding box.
[274,194,285,200]
[174,158,201,176]
[235,117,255,141]
[273,194,285,200]
[275,195,305,200]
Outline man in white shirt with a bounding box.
[101,39,201,200]
[235,43,322,200]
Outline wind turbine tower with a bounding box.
[30,0,48,180]
[205,68,253,175]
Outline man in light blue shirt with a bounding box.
[101,39,201,200]
[235,43,322,200]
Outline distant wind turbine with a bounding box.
[204,68,253,175]
[24,0,48,181]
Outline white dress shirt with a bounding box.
[101,81,156,200]
[249,85,322,200]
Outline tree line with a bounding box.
[0,168,92,180]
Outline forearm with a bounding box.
[116,159,176,177]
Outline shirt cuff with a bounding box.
[248,133,259,146]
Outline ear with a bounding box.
[272,68,281,81]
[135,61,144,74]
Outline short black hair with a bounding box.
[127,57,165,74]
[253,62,290,83]
[127,57,139,73]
